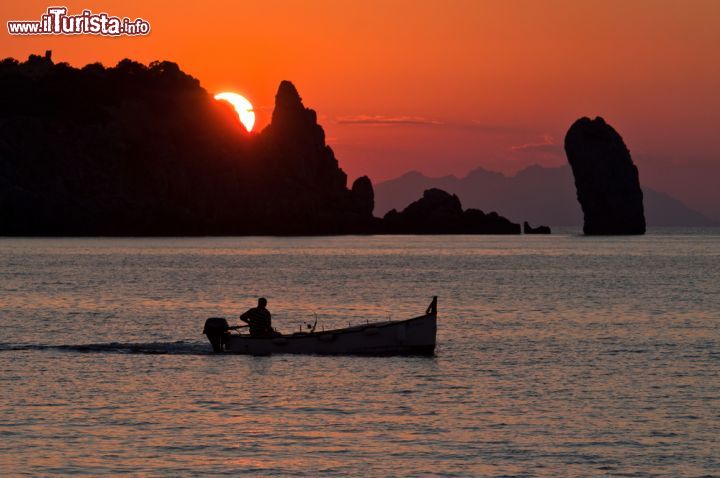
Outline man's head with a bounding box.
[258,297,267,308]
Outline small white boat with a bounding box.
[203,297,437,356]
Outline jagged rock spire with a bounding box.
[564,116,645,235]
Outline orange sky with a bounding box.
[3,0,720,217]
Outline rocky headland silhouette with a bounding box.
[382,189,520,234]
[0,53,520,235]
[565,117,646,235]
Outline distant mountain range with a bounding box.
[374,165,715,227]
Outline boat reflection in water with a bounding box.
[203,297,437,356]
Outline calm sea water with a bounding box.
[1,231,718,476]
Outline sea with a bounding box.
[1,230,718,476]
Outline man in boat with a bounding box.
[240,297,275,337]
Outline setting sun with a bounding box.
[214,92,255,132]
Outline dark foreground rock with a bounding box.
[523,221,551,234]
[0,54,374,235]
[382,189,520,234]
[0,53,521,236]
[564,117,645,235]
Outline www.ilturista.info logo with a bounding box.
[7,7,150,36]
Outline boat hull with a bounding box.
[213,313,436,356]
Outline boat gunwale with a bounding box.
[226,312,436,341]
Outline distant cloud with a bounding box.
[336,115,442,126]
[335,115,535,135]
[510,135,563,154]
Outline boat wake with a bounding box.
[0,341,211,355]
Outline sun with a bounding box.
[214,92,255,132]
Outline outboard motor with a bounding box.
[203,317,230,352]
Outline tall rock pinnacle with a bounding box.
[564,116,646,235]
[268,80,322,143]
[271,80,306,126]
[261,80,347,193]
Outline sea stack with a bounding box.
[564,117,646,235]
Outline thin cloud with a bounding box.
[335,115,534,134]
[336,115,443,126]
[510,135,563,154]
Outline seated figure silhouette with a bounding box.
[240,297,275,337]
